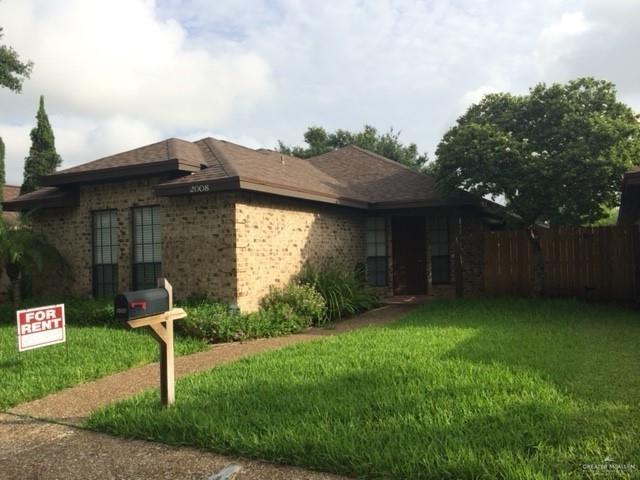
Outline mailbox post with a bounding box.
[114,278,186,406]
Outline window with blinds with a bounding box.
[430,215,450,285]
[92,210,119,297]
[132,206,161,290]
[366,217,387,287]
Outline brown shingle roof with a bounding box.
[307,145,443,206]
[157,140,463,209]
[42,138,205,186]
[157,139,367,206]
[5,136,486,211]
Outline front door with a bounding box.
[392,216,427,294]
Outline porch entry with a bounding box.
[392,216,427,294]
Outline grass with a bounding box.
[0,318,206,410]
[87,298,640,479]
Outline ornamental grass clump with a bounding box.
[297,264,379,322]
[260,282,327,326]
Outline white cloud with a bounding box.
[540,12,590,41]
[0,115,164,183]
[1,0,272,127]
[0,0,272,184]
[460,84,511,113]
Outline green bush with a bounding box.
[244,303,309,338]
[177,299,309,343]
[176,299,242,343]
[260,283,327,326]
[298,264,379,321]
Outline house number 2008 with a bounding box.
[189,184,210,193]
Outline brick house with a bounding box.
[3,138,506,311]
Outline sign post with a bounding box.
[122,279,186,406]
[16,304,66,352]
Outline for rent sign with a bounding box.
[16,304,66,352]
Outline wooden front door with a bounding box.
[392,216,427,294]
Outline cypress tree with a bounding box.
[21,95,61,194]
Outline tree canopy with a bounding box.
[22,96,62,194]
[0,25,33,217]
[433,77,640,227]
[278,125,428,171]
[0,27,33,93]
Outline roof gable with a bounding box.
[307,145,442,207]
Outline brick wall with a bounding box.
[30,178,237,303]
[25,179,486,309]
[234,192,366,311]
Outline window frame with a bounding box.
[366,216,388,287]
[91,209,119,297]
[131,205,162,290]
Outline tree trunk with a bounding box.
[527,227,544,297]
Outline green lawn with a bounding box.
[0,323,206,410]
[87,298,640,479]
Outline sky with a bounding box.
[0,0,638,185]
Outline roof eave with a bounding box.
[41,159,201,187]
[369,198,474,210]
[2,191,79,211]
[238,178,369,209]
[155,175,370,209]
[155,176,242,196]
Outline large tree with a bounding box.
[0,27,32,93]
[433,77,640,294]
[21,96,62,193]
[1,26,33,215]
[278,125,428,170]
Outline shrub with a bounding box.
[177,299,309,343]
[260,283,327,326]
[177,299,243,343]
[298,264,379,321]
[244,303,309,338]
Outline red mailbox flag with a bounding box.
[16,304,66,352]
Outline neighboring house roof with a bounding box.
[617,167,640,225]
[3,137,492,212]
[2,185,20,224]
[3,184,19,201]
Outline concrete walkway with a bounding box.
[1,303,417,480]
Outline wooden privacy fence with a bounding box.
[483,226,640,301]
